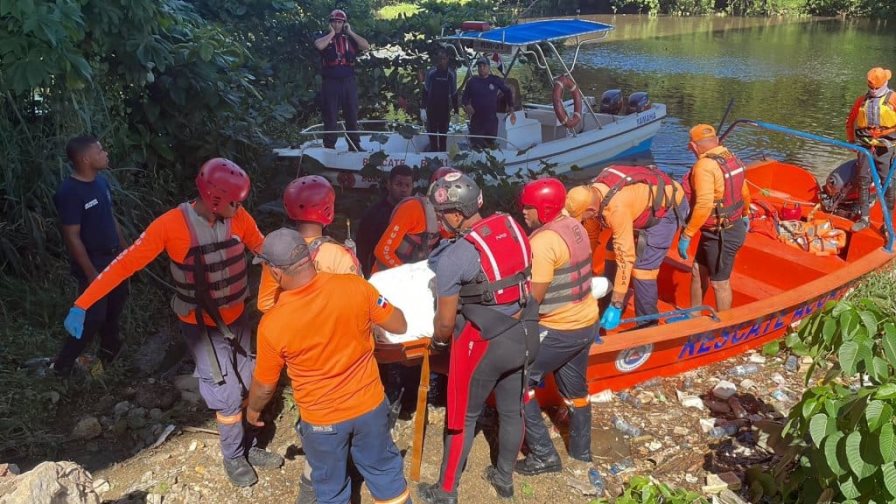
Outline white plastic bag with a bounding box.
[367,260,436,343]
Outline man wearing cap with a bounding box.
[461,57,515,149]
[62,159,283,487]
[314,9,370,151]
[821,160,863,219]
[678,124,751,312]
[247,228,410,504]
[845,67,896,232]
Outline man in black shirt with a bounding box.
[356,165,414,277]
[52,135,129,376]
[424,49,458,152]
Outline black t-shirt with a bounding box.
[356,197,396,276]
[53,175,119,256]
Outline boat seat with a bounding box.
[503,115,542,151]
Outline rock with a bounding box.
[739,379,757,390]
[673,426,690,436]
[189,440,202,452]
[699,418,717,434]
[635,391,656,405]
[147,493,163,504]
[45,391,61,404]
[647,441,663,452]
[703,472,742,494]
[179,391,202,404]
[93,478,111,493]
[771,373,787,385]
[96,395,117,413]
[114,401,132,418]
[704,399,732,415]
[111,418,129,436]
[676,390,705,410]
[174,374,200,393]
[712,380,737,400]
[150,408,163,422]
[748,354,767,364]
[127,407,148,430]
[135,382,180,410]
[72,416,103,440]
[0,464,20,477]
[684,473,699,484]
[0,461,99,503]
[714,489,749,504]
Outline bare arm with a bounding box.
[530,282,549,304]
[246,380,277,427]
[345,24,369,51]
[433,294,459,343]
[377,306,408,335]
[61,225,99,281]
[314,28,336,51]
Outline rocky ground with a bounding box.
[1,345,808,504]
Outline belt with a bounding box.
[88,246,121,257]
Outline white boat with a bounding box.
[274,19,666,188]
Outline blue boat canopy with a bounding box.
[442,19,614,47]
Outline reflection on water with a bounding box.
[552,16,895,180]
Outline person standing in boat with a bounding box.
[424,49,459,152]
[586,165,687,331]
[314,9,369,152]
[515,178,598,477]
[357,165,415,276]
[462,57,516,149]
[418,172,539,504]
[677,124,751,312]
[845,67,896,232]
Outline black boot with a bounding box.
[515,451,562,475]
[248,447,284,470]
[417,483,457,504]
[516,399,563,475]
[223,456,257,487]
[296,474,317,504]
[568,405,593,463]
[483,466,514,499]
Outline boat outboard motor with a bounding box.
[628,92,651,113]
[599,89,623,115]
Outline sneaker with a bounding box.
[483,466,514,499]
[852,218,870,232]
[247,447,284,470]
[514,452,562,476]
[223,456,257,487]
[417,482,458,504]
[297,474,317,504]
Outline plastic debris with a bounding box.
[708,423,739,439]
[729,363,760,377]
[617,391,643,408]
[610,415,642,437]
[770,389,791,402]
[588,468,606,497]
[676,390,705,410]
[608,457,634,475]
[784,355,799,373]
[590,389,614,404]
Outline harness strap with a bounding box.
[173,253,245,274]
[172,268,247,292]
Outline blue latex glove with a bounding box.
[742,216,750,232]
[600,305,622,331]
[677,235,691,260]
[64,307,86,340]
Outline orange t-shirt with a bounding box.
[256,235,360,313]
[254,273,393,425]
[372,197,450,273]
[75,205,264,326]
[683,146,752,238]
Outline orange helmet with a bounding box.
[283,175,336,225]
[195,158,250,212]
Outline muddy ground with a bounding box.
[14,344,805,504]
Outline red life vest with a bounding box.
[531,216,592,315]
[592,165,677,230]
[321,33,357,68]
[307,235,361,274]
[459,213,532,306]
[683,149,747,230]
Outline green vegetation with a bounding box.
[591,475,708,503]
[753,267,896,502]
[529,0,895,16]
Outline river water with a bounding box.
[557,15,896,179]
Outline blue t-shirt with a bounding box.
[462,75,512,122]
[53,175,120,256]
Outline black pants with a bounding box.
[321,75,361,150]
[55,254,129,374]
[469,115,498,149]
[427,107,451,152]
[858,145,896,217]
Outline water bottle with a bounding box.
[617,391,643,408]
[729,363,760,377]
[708,422,738,439]
[608,457,633,475]
[771,389,790,402]
[588,468,606,496]
[611,415,642,437]
[784,355,799,373]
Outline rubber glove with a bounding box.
[600,305,622,331]
[742,216,750,232]
[64,307,86,340]
[677,235,691,260]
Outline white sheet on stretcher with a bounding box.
[367,260,613,344]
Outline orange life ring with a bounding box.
[552,75,583,129]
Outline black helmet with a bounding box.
[428,172,482,218]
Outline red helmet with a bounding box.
[283,175,336,225]
[520,177,566,223]
[430,166,461,184]
[329,9,347,21]
[195,158,250,212]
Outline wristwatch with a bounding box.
[431,338,450,351]
[610,301,624,309]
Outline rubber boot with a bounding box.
[852,217,870,232]
[417,483,458,504]
[568,405,593,462]
[515,400,562,476]
[483,466,514,499]
[248,447,284,470]
[223,456,257,487]
[296,474,317,504]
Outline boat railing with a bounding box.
[721,119,895,253]
[294,123,530,153]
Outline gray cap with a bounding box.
[475,56,490,66]
[253,228,311,269]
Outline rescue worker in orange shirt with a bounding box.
[418,172,539,504]
[587,165,688,330]
[62,159,283,487]
[257,175,360,313]
[845,67,896,232]
[563,185,604,255]
[515,178,599,476]
[371,166,460,273]
[678,124,751,312]
[247,228,410,504]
